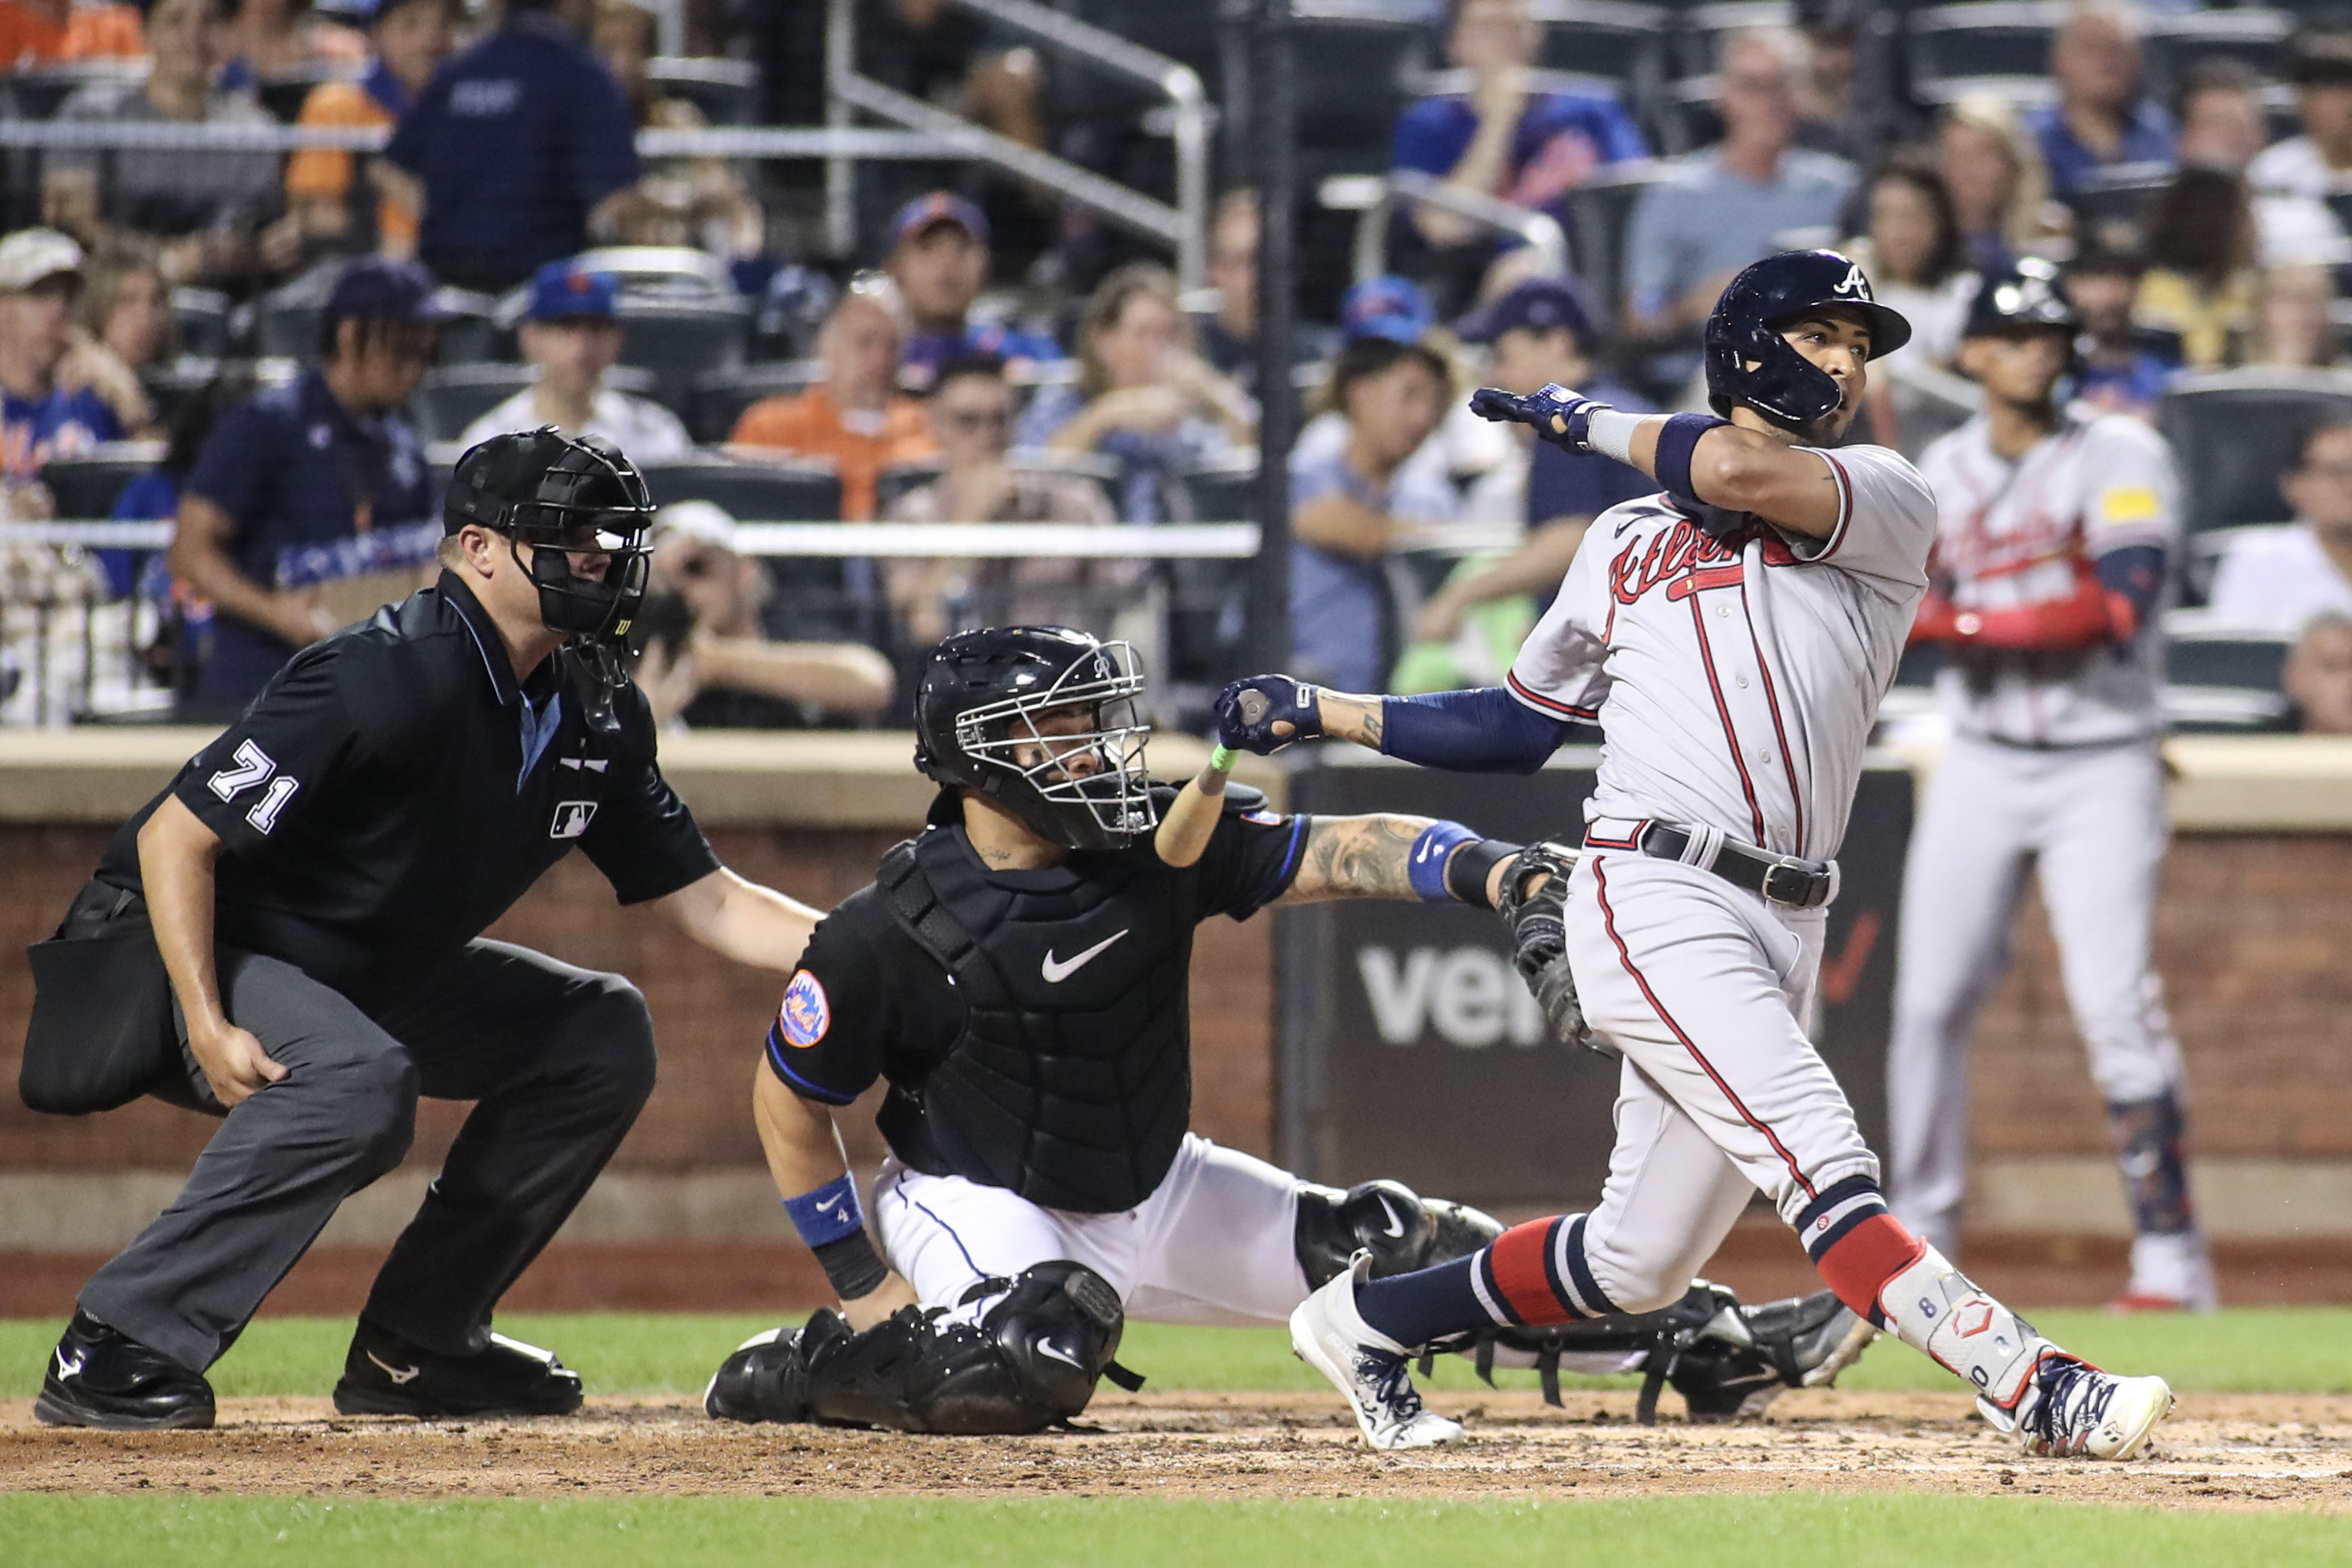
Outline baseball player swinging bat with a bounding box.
[1153,689,1263,867]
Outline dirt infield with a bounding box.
[3,1390,2347,1510]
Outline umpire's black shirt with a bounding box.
[95,572,720,1013]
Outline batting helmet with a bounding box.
[1704,249,1914,428]
[1962,257,2082,339]
[912,625,1157,851]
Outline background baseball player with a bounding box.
[703,624,1855,1435]
[1218,251,2175,1461]
[1891,260,2211,1312]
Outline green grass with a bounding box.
[6,1494,2352,1568]
[3,1307,2348,1401]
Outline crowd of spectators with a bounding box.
[6,0,2352,736]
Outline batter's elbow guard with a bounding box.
[1293,1179,1506,1289]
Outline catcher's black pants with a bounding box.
[78,940,656,1373]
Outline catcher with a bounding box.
[703,625,1863,1435]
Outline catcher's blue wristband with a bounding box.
[1408,820,1481,903]
[1655,413,1731,503]
[783,1173,865,1248]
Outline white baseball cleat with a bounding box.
[1290,1251,1464,1451]
[1985,1354,2174,1460]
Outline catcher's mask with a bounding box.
[913,626,1157,851]
[443,427,655,644]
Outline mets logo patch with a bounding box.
[779,970,830,1048]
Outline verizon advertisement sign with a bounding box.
[1275,753,1912,1209]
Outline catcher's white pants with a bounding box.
[871,1133,1309,1326]
[1885,733,2186,1257]
[1556,843,1881,1316]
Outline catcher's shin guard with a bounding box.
[1294,1180,1506,1289]
[706,1261,1133,1435]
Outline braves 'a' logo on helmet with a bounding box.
[1830,262,1873,301]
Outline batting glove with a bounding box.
[1214,674,1321,755]
[1470,383,1611,453]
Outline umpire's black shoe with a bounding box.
[35,1309,216,1431]
[332,1319,584,1418]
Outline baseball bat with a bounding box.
[1154,690,1265,867]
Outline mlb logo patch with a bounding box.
[550,800,598,839]
[1240,809,1282,825]
[779,970,829,1048]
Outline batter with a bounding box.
[1892,259,2211,1311]
[1218,250,2175,1460]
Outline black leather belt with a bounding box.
[1631,822,1837,909]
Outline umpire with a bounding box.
[22,428,823,1430]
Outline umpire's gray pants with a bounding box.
[79,940,656,1372]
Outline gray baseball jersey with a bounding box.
[1915,411,2179,747]
[1506,443,1937,861]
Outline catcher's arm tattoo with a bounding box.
[1279,813,1436,903]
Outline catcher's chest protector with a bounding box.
[876,828,1195,1214]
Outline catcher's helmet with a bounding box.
[1962,256,2082,339]
[913,626,1157,851]
[443,427,655,642]
[1704,249,1913,428]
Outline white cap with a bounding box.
[0,228,84,293]
[653,499,740,554]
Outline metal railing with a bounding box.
[822,0,1211,288]
[2,520,1264,727]
[0,119,959,159]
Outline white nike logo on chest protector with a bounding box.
[1041,929,1130,983]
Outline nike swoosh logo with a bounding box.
[1375,1195,1405,1239]
[1036,1344,1083,1370]
[1042,929,1129,983]
[814,1196,843,1214]
[54,1349,84,1380]
[367,1350,422,1385]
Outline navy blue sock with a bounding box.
[1353,1255,1489,1349]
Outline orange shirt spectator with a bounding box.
[0,0,142,66]
[284,0,450,257]
[727,277,934,519]
[730,387,931,522]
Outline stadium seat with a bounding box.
[2143,10,2291,99]
[1165,457,1258,525]
[172,289,233,361]
[646,56,760,126]
[1531,0,1670,94]
[1293,5,1433,179]
[3,60,143,120]
[410,363,661,446]
[1906,2,2063,87]
[634,456,844,521]
[2165,616,2295,693]
[43,442,166,520]
[259,267,494,364]
[614,299,753,410]
[569,246,738,302]
[2064,166,2172,257]
[690,361,824,446]
[1675,0,1792,80]
[2158,369,2352,535]
[1655,77,1721,157]
[1564,160,1665,315]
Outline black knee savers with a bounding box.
[704,1260,1128,1435]
[1292,1179,1505,1289]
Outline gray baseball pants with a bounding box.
[78,940,656,1372]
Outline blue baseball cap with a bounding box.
[1339,275,1434,344]
[888,191,989,251]
[1454,277,1595,346]
[524,260,620,322]
[323,255,450,322]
